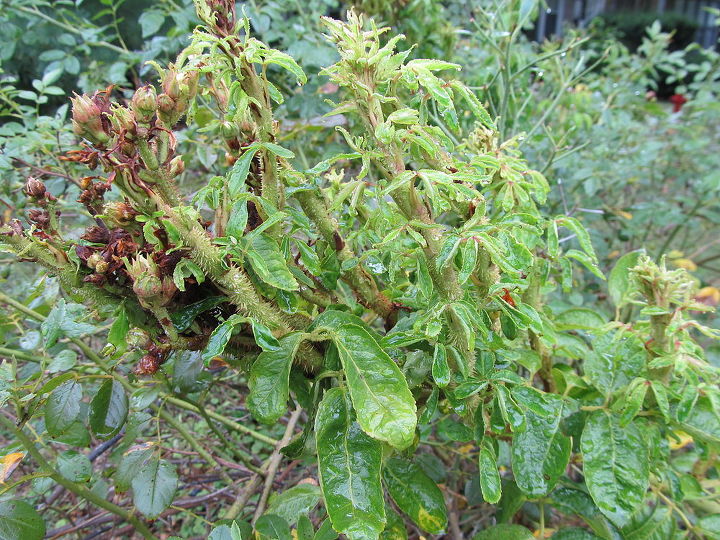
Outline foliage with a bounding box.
[0,1,719,539]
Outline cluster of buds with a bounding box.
[156,66,199,127]
[76,226,139,285]
[77,176,112,215]
[125,254,177,308]
[196,0,237,35]
[24,177,56,207]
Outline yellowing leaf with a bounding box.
[669,431,693,450]
[673,258,697,271]
[1,452,25,482]
[696,286,720,306]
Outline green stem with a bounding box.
[0,415,157,540]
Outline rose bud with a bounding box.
[167,155,185,178]
[156,93,177,125]
[86,251,103,269]
[71,93,110,145]
[110,105,137,136]
[131,85,157,124]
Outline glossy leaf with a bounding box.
[473,524,534,540]
[512,405,571,498]
[247,234,299,291]
[432,344,450,387]
[332,324,416,449]
[581,411,649,527]
[265,484,321,526]
[315,388,385,540]
[383,457,448,534]
[248,332,304,424]
[478,439,502,504]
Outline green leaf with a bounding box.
[247,234,299,291]
[255,514,292,540]
[248,332,304,424]
[131,456,178,518]
[565,250,605,280]
[478,439,502,504]
[171,296,225,332]
[415,251,433,298]
[264,50,307,84]
[436,234,461,271]
[227,200,249,238]
[57,450,92,482]
[675,395,720,444]
[383,457,447,534]
[432,344,450,387]
[584,332,646,396]
[556,216,597,262]
[380,506,408,539]
[229,145,260,197]
[332,324,417,449]
[608,251,643,307]
[551,528,603,540]
[261,142,296,159]
[0,500,45,540]
[45,380,82,437]
[472,524,534,540]
[512,404,571,497]
[581,411,649,527]
[315,388,385,540]
[108,306,129,352]
[547,220,559,258]
[202,315,243,364]
[266,484,321,526]
[116,447,153,492]
[459,240,478,284]
[138,10,165,37]
[89,379,128,439]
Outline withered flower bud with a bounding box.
[81,225,110,244]
[24,177,46,199]
[83,273,106,286]
[131,85,157,124]
[28,209,51,229]
[134,353,160,375]
[103,201,137,227]
[167,155,185,177]
[71,93,109,145]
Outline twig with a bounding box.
[252,408,303,523]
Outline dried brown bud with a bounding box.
[134,354,160,375]
[28,209,51,229]
[82,225,110,244]
[24,177,46,199]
